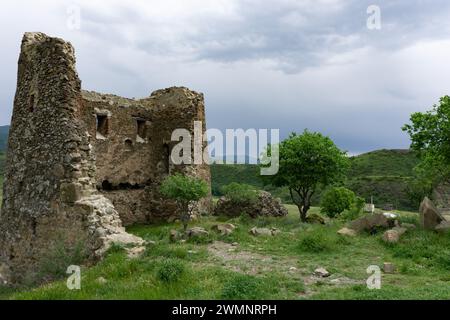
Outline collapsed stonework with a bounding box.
[0,32,211,284]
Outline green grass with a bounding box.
[3,205,450,300]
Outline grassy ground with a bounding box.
[2,205,450,300]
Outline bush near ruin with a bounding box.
[160,174,209,231]
[320,187,356,218]
[214,190,288,218]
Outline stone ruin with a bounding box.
[0,32,211,284]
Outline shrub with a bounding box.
[156,259,186,283]
[341,196,365,221]
[297,233,333,253]
[160,174,209,231]
[222,183,258,204]
[221,274,262,300]
[320,187,356,218]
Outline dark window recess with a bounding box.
[137,119,146,140]
[100,180,146,191]
[29,94,35,112]
[163,144,170,174]
[96,114,109,137]
[125,138,133,148]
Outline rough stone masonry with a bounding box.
[0,32,211,284]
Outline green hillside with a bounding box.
[0,125,9,152]
[211,149,421,210]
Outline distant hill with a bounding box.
[0,125,9,152]
[211,149,421,210]
[0,122,419,209]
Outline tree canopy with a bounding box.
[403,95,450,186]
[262,130,349,222]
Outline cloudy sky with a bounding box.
[1,0,450,154]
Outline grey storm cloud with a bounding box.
[1,0,450,154]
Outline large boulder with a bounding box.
[214,191,288,218]
[349,213,394,233]
[419,197,445,230]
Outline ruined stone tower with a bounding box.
[0,33,211,284]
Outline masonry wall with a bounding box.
[80,88,212,226]
[0,33,98,283]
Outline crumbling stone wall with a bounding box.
[0,32,210,284]
[80,88,211,225]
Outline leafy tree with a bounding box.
[160,174,209,231]
[320,187,356,218]
[403,96,450,190]
[261,130,349,222]
[221,183,258,205]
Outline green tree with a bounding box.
[261,131,349,222]
[403,96,450,189]
[320,187,356,218]
[160,174,209,231]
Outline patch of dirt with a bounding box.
[204,241,363,296]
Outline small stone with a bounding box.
[383,262,396,274]
[289,267,298,272]
[330,279,341,284]
[126,246,146,259]
[231,242,239,247]
[382,227,407,244]
[211,223,236,236]
[96,277,107,285]
[337,227,357,237]
[314,267,330,278]
[249,227,280,236]
[186,227,209,238]
[169,229,181,242]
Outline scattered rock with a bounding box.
[419,197,444,230]
[382,227,407,244]
[337,227,357,237]
[314,267,330,278]
[249,227,280,236]
[211,223,236,236]
[186,227,209,238]
[96,277,108,285]
[231,242,239,247]
[349,213,393,233]
[289,267,298,272]
[214,191,288,218]
[435,221,450,234]
[169,229,182,242]
[126,246,146,259]
[305,213,326,225]
[383,262,396,274]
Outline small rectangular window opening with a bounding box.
[96,114,109,138]
[136,119,146,142]
[29,94,35,112]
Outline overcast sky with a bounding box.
[1,0,450,154]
